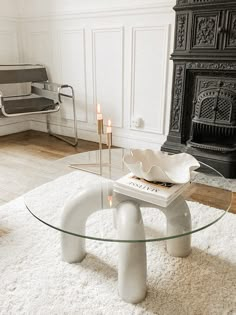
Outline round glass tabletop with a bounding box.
[24,149,233,243]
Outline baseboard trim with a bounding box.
[0,121,30,137]
[29,119,165,150]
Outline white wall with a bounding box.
[17,0,174,17]
[3,0,176,149]
[0,0,18,17]
[0,0,30,136]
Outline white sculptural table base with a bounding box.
[61,183,192,304]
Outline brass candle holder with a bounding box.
[97,118,104,175]
[97,118,104,135]
[107,132,112,177]
[69,117,112,176]
[107,132,112,149]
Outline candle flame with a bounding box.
[108,195,112,207]
[108,119,111,127]
[97,104,101,114]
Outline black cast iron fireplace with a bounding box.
[162,0,236,178]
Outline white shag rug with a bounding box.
[0,171,236,315]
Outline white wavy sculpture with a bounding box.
[123,149,200,184]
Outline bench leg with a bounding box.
[47,85,78,146]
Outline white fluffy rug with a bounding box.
[1,171,236,315]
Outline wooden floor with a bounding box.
[0,130,235,214]
[0,130,103,205]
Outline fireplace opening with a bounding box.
[180,72,236,150]
[187,75,236,152]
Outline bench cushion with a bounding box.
[1,97,57,115]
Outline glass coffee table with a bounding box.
[24,149,233,304]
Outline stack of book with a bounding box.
[113,173,190,207]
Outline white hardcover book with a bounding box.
[114,173,190,207]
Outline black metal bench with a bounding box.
[0,64,78,146]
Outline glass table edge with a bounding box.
[24,195,230,243]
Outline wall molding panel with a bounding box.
[58,29,88,123]
[92,27,124,128]
[130,24,170,135]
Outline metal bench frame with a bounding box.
[0,64,78,146]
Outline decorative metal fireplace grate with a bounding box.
[189,79,236,152]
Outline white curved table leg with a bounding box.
[61,185,106,263]
[113,208,117,229]
[61,229,86,263]
[61,195,88,263]
[165,196,192,257]
[116,201,147,304]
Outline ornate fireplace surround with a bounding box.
[162,0,236,178]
